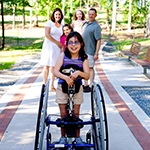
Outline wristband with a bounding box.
[95,53,98,56]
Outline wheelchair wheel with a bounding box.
[97,84,108,150]
[34,80,49,150]
[86,130,91,144]
[91,81,108,150]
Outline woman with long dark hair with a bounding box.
[41,8,64,91]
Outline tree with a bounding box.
[13,5,16,29]
[100,0,113,31]
[62,0,65,24]
[112,0,117,33]
[30,0,33,31]
[47,0,49,21]
[128,0,132,31]
[34,0,38,27]
[70,0,73,13]
[146,5,150,37]
[1,0,5,49]
[3,0,30,29]
[22,1,25,29]
[123,0,149,30]
[32,0,63,26]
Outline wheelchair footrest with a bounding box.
[56,118,84,137]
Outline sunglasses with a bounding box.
[68,41,80,46]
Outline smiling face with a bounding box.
[76,10,83,20]
[63,26,72,36]
[88,10,97,23]
[54,11,61,22]
[67,37,81,55]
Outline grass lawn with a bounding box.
[112,37,150,59]
[0,37,43,70]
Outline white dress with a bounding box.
[40,20,63,66]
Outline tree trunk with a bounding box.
[128,0,132,31]
[13,5,16,30]
[112,0,117,33]
[30,0,33,31]
[99,0,102,10]
[22,7,25,29]
[47,0,49,21]
[90,0,93,7]
[143,0,146,34]
[70,0,72,13]
[80,0,81,9]
[62,0,65,24]
[146,5,150,37]
[1,0,4,49]
[87,0,89,14]
[34,0,38,27]
[106,8,110,31]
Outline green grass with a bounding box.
[0,19,46,25]
[112,38,150,59]
[3,8,31,16]
[0,61,15,70]
[0,37,43,70]
[112,38,150,51]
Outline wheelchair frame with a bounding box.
[34,80,108,150]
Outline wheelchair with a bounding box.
[34,78,108,150]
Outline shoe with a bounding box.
[75,137,83,145]
[83,86,91,93]
[44,85,46,93]
[82,85,88,90]
[50,87,56,92]
[59,136,67,144]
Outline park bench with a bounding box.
[119,41,141,61]
[131,46,150,74]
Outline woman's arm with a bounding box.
[70,58,90,80]
[71,21,74,28]
[54,53,74,87]
[45,26,63,49]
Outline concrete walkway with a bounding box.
[0,45,150,150]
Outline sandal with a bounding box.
[44,85,46,93]
[50,87,56,92]
[83,86,91,93]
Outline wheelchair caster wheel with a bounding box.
[86,132,91,144]
[48,133,51,144]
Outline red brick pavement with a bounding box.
[95,59,150,150]
[0,66,43,141]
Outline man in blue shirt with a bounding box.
[82,8,102,92]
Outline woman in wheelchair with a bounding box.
[54,31,90,145]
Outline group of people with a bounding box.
[40,7,102,145]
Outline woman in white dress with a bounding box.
[41,8,64,91]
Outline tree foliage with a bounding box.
[3,0,31,15]
[32,0,62,17]
[123,0,149,25]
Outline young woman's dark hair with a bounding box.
[73,10,85,20]
[65,31,87,61]
[51,8,63,24]
[62,24,73,35]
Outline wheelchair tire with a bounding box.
[34,84,45,150]
[34,80,49,150]
[91,82,108,150]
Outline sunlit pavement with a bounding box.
[0,42,150,149]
